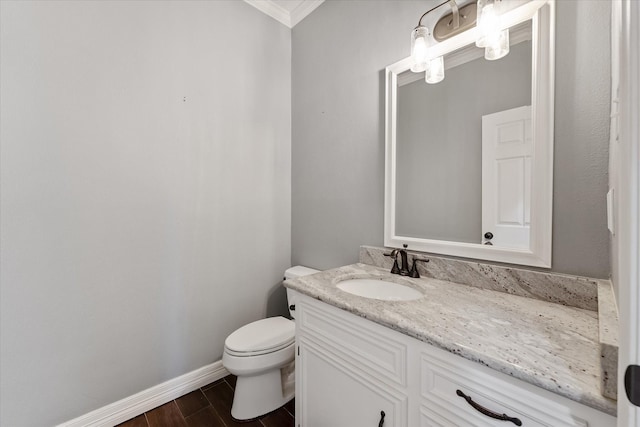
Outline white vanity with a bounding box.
[285,263,616,427]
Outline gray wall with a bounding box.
[292,0,611,278]
[396,42,531,244]
[553,1,611,278]
[0,1,291,425]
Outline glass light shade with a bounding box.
[476,0,500,48]
[485,28,509,60]
[411,26,430,72]
[425,56,444,84]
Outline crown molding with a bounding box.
[289,0,324,27]
[244,0,324,28]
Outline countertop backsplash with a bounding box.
[359,245,599,311]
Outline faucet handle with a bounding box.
[391,258,401,274]
[409,258,430,278]
[384,250,402,274]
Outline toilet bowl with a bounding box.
[222,265,319,420]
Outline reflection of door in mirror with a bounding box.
[395,39,531,246]
[481,106,531,249]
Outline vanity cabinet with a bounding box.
[298,341,406,427]
[294,295,616,427]
[295,295,409,427]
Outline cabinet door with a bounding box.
[297,336,408,427]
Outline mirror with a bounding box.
[384,1,554,267]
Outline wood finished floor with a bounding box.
[116,375,294,427]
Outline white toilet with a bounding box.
[222,265,319,420]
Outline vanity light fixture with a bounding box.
[411,0,473,83]
[410,0,509,83]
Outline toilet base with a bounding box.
[231,367,294,420]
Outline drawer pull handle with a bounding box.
[378,410,385,427]
[456,389,522,426]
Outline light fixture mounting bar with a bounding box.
[434,2,478,42]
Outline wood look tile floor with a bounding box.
[116,375,294,427]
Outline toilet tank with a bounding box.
[284,266,319,319]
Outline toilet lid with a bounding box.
[225,316,295,353]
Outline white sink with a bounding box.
[336,278,423,301]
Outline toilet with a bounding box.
[222,265,319,420]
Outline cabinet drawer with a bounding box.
[298,297,408,388]
[420,369,550,427]
[419,348,613,427]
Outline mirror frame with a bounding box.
[384,0,555,268]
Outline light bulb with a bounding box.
[425,56,444,84]
[476,0,500,48]
[411,26,430,72]
[485,28,509,60]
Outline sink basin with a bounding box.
[336,278,423,301]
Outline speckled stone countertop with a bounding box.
[284,263,617,416]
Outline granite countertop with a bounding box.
[284,263,617,416]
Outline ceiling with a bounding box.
[243,0,324,28]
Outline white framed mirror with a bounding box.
[384,0,555,267]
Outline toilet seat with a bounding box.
[225,339,294,357]
[224,316,294,357]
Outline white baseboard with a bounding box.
[57,360,229,427]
